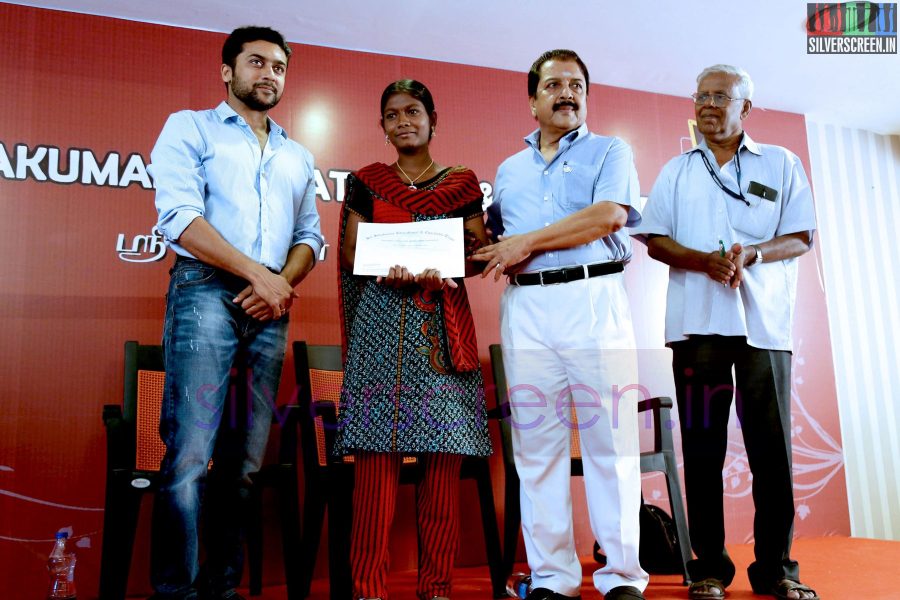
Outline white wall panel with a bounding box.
[807,121,900,540]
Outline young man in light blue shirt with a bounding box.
[147,26,323,600]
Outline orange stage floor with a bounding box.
[169,536,900,599]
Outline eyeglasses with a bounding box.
[691,92,744,107]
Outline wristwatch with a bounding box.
[748,245,763,266]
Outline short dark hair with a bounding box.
[222,26,291,69]
[527,49,590,97]
[379,79,436,137]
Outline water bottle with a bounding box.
[47,531,77,600]
[505,572,531,599]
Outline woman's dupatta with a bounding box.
[337,162,483,372]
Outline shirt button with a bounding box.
[544,195,549,201]
[543,170,549,175]
[544,222,550,227]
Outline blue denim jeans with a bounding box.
[150,258,289,598]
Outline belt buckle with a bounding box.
[539,269,564,286]
[538,269,561,286]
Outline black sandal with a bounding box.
[688,577,726,599]
[767,578,819,600]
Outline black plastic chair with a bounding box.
[488,343,692,585]
[99,341,303,599]
[293,340,506,600]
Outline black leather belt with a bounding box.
[510,261,624,286]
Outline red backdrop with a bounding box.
[0,4,848,597]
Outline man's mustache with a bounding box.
[553,100,578,111]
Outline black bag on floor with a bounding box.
[593,501,682,574]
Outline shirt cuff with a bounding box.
[292,235,325,263]
[624,204,642,228]
[628,225,670,245]
[158,210,202,243]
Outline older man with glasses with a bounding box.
[633,65,818,600]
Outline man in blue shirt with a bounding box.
[147,26,324,600]
[473,49,647,600]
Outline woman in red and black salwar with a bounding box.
[334,79,492,600]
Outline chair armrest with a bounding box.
[637,396,673,413]
[311,401,339,423]
[637,396,675,454]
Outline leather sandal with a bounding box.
[688,577,726,599]
[766,578,819,600]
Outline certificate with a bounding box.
[353,218,465,278]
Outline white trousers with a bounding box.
[500,273,649,595]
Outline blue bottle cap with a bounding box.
[55,532,68,539]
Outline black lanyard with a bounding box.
[699,149,749,206]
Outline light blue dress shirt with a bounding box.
[633,134,817,350]
[150,101,324,272]
[487,124,641,273]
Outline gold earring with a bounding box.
[431,127,436,137]
[385,135,390,146]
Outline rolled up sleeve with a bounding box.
[149,112,207,243]
[291,152,325,260]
